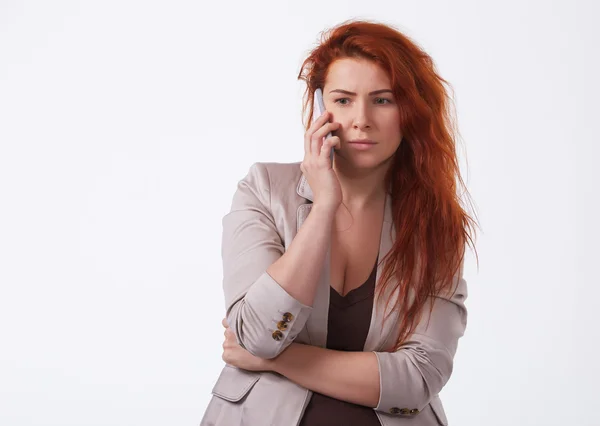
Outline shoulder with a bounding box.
[241,161,302,195]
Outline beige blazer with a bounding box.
[200,161,468,426]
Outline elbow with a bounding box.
[411,344,453,406]
[226,298,302,360]
[232,322,296,360]
[223,268,313,359]
[374,344,454,413]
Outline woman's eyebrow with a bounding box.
[329,89,393,96]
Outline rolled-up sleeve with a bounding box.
[373,260,468,415]
[221,162,313,359]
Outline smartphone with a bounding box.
[313,88,335,166]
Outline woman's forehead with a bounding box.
[325,58,391,90]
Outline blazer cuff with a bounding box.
[372,350,433,417]
[238,270,313,358]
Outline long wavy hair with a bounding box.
[297,19,480,351]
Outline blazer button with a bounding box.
[276,320,288,331]
[410,409,420,415]
[272,330,284,341]
[389,407,401,415]
[282,312,294,322]
[400,408,411,415]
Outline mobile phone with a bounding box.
[313,88,335,166]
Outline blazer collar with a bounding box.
[296,172,314,202]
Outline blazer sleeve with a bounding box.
[373,259,468,414]
[221,162,313,359]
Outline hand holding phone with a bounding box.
[301,88,342,211]
[313,88,335,166]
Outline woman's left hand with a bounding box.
[221,318,272,372]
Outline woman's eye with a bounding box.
[333,98,392,105]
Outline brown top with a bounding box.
[299,257,380,426]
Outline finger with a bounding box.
[320,136,340,162]
[306,111,330,155]
[318,137,333,165]
[309,110,331,133]
[314,121,339,141]
[311,122,339,158]
[310,133,323,158]
[225,329,238,344]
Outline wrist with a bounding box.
[262,356,278,373]
[311,202,338,218]
[262,343,294,374]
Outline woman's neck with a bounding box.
[333,159,390,210]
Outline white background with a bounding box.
[1,1,598,425]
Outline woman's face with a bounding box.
[323,57,402,169]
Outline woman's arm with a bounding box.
[267,343,380,408]
[223,163,337,359]
[266,202,336,307]
[266,260,468,414]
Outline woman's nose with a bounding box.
[352,102,372,130]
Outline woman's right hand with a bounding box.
[301,110,342,212]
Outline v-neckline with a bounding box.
[329,256,378,305]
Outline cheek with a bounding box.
[383,124,402,141]
[385,112,402,133]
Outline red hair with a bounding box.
[297,19,480,351]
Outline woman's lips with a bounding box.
[348,141,377,150]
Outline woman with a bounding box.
[200,19,479,426]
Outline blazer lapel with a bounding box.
[295,172,397,351]
[363,202,398,352]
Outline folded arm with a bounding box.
[267,261,468,415]
[267,343,380,407]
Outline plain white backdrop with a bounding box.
[1,0,598,425]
